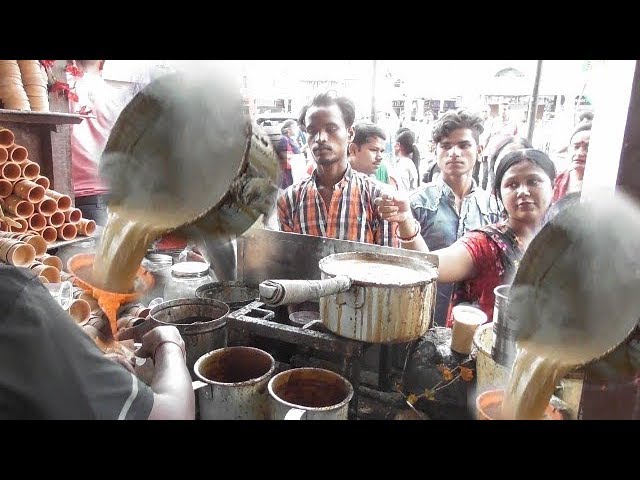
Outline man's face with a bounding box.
[350,136,385,175]
[569,130,590,173]
[436,128,480,179]
[305,104,352,166]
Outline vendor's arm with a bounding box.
[130,325,195,420]
[375,192,476,283]
[374,191,430,252]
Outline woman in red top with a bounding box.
[376,148,556,326]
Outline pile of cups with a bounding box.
[17,60,49,112]
[0,60,30,111]
[0,234,37,267]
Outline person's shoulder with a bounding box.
[411,179,441,197]
[471,186,500,215]
[408,180,442,211]
[280,176,312,198]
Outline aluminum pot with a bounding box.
[120,298,229,379]
[195,281,259,312]
[193,346,275,420]
[259,251,437,344]
[268,367,353,420]
[99,67,280,282]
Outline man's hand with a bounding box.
[134,325,186,362]
[374,191,411,224]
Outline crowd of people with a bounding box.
[275,91,592,327]
[0,78,600,419]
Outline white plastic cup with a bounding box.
[44,281,73,311]
[450,305,487,354]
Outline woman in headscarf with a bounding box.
[375,148,556,326]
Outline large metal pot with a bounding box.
[193,346,275,420]
[122,298,229,379]
[259,251,437,344]
[195,281,259,312]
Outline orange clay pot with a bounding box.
[475,389,564,421]
[67,253,155,337]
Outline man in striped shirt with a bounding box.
[277,92,398,247]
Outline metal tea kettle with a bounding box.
[99,63,279,281]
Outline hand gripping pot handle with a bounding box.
[259,276,352,307]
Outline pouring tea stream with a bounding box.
[81,64,279,336]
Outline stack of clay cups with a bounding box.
[44,188,76,241]
[0,60,31,111]
[0,237,36,267]
[18,61,49,112]
[0,128,16,200]
[68,286,92,325]
[30,260,61,283]
[0,231,47,256]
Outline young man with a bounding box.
[349,122,398,190]
[379,109,500,326]
[551,121,591,203]
[277,93,397,247]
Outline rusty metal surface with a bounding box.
[150,298,229,378]
[194,346,275,420]
[195,281,259,310]
[237,228,439,288]
[319,279,436,344]
[268,367,353,420]
[227,310,364,357]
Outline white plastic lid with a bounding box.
[171,261,210,278]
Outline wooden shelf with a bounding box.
[0,109,93,125]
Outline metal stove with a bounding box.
[200,227,439,419]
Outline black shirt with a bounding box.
[0,265,153,419]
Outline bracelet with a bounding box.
[153,340,187,363]
[395,219,421,243]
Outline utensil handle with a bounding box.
[259,276,351,306]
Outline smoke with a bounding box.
[99,62,250,226]
[507,191,640,366]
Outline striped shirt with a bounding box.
[278,164,398,247]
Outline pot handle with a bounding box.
[192,380,207,391]
[284,408,307,420]
[259,276,352,307]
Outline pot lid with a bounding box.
[171,261,210,278]
[319,251,437,287]
[507,194,640,366]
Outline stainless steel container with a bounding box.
[491,285,517,368]
[193,346,275,420]
[259,252,437,344]
[268,367,353,420]
[150,297,229,379]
